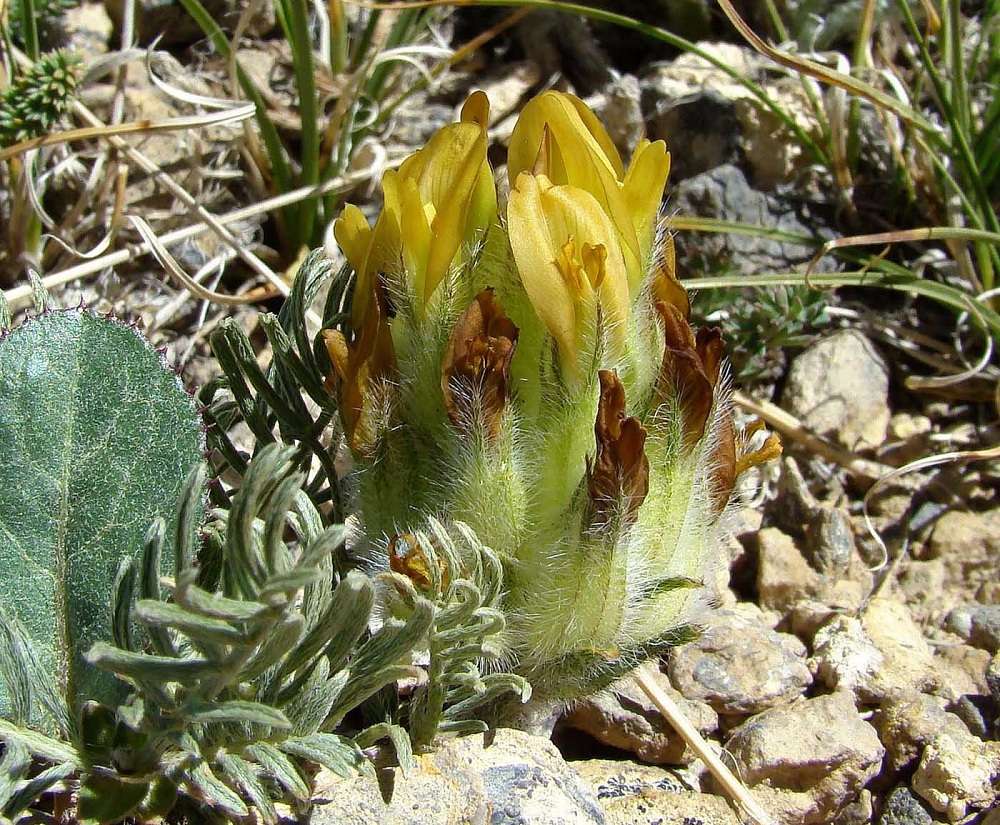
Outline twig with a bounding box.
[634,665,776,825]
[732,390,893,482]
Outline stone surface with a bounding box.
[873,690,972,773]
[755,526,821,611]
[877,785,934,825]
[646,89,740,180]
[668,164,833,276]
[573,759,741,825]
[911,734,1000,821]
[587,74,644,161]
[919,509,1000,618]
[724,691,885,825]
[780,329,890,451]
[811,616,884,696]
[310,728,606,824]
[561,672,717,765]
[946,605,1000,653]
[642,44,821,187]
[668,605,811,717]
[812,599,940,701]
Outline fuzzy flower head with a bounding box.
[323,90,780,699]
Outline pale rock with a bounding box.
[924,510,1000,610]
[897,559,948,620]
[911,733,1000,821]
[668,606,811,717]
[882,413,934,464]
[573,759,741,825]
[888,413,933,441]
[780,330,890,451]
[755,527,820,611]
[62,2,113,58]
[873,690,972,773]
[562,672,717,765]
[309,728,605,825]
[811,616,884,695]
[837,788,875,825]
[724,691,884,824]
[862,598,940,699]
[788,599,842,643]
[926,509,1000,560]
[935,643,991,701]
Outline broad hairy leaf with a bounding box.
[0,310,204,718]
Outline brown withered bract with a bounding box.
[441,288,519,441]
[388,533,451,591]
[655,300,717,448]
[322,275,397,457]
[649,244,689,320]
[587,369,650,530]
[707,410,738,517]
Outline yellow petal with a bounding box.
[623,140,671,270]
[508,91,622,183]
[508,172,631,371]
[509,92,642,289]
[394,121,492,303]
[508,173,580,369]
[461,90,490,128]
[423,125,490,301]
[334,204,373,281]
[398,174,433,301]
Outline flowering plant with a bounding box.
[324,90,779,698]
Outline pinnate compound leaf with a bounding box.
[243,742,309,801]
[184,700,292,729]
[0,310,204,716]
[279,732,366,779]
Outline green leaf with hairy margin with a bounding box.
[0,310,204,718]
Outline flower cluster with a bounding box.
[324,91,780,697]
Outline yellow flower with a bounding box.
[507,171,630,379]
[334,92,497,327]
[507,91,670,296]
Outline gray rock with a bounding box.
[561,672,717,765]
[877,785,934,825]
[310,728,606,825]
[810,507,855,575]
[781,329,890,450]
[946,605,1000,653]
[646,89,740,180]
[641,44,822,187]
[668,164,833,276]
[912,734,1000,821]
[587,75,644,161]
[725,691,885,824]
[668,605,811,716]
